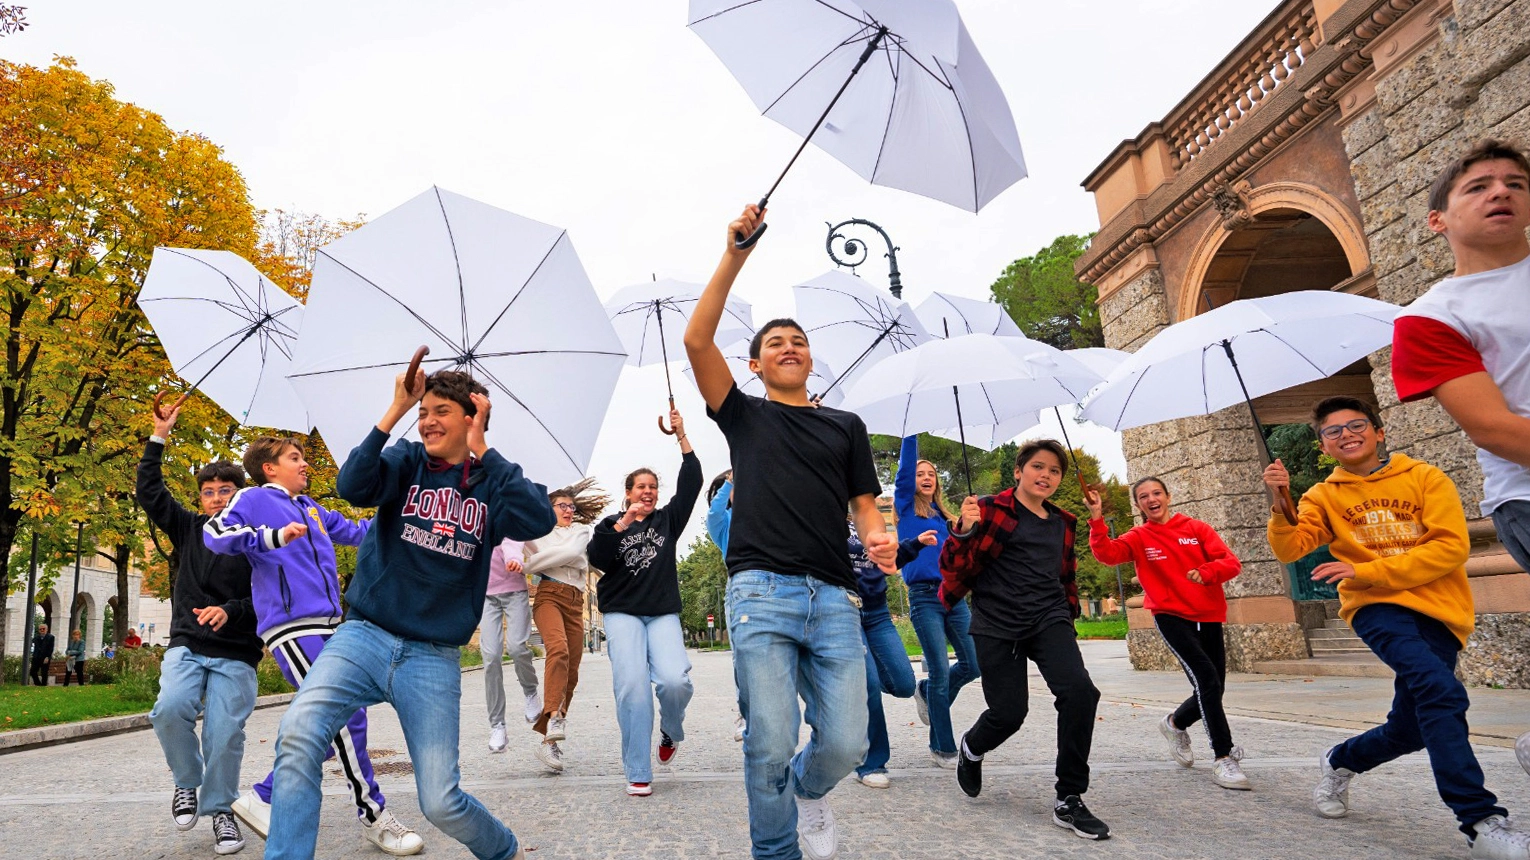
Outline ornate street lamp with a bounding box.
[825,219,903,299]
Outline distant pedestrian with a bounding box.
[123,628,143,649]
[63,630,87,686]
[29,623,54,686]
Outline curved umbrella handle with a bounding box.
[1275,485,1298,526]
[733,222,768,251]
[404,346,430,392]
[658,396,676,435]
[151,388,192,421]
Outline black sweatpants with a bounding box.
[29,659,49,686]
[964,620,1100,799]
[1153,613,1233,758]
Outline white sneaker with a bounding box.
[536,740,565,773]
[488,723,508,754]
[1212,756,1251,790]
[1517,731,1530,778]
[1471,815,1530,860]
[913,679,930,727]
[524,691,542,725]
[855,771,890,789]
[795,795,839,860]
[231,791,270,839]
[1159,715,1193,768]
[930,749,957,769]
[545,715,567,742]
[1313,747,1354,819]
[360,808,424,857]
[734,715,747,743]
[1468,814,1530,850]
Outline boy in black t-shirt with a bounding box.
[685,204,898,860]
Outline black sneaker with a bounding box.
[1053,795,1110,840]
[957,734,982,798]
[212,811,246,855]
[172,786,199,831]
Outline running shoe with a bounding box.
[734,715,747,743]
[1212,756,1251,790]
[1159,714,1193,768]
[1470,815,1530,860]
[626,782,652,797]
[524,690,542,725]
[1052,795,1110,840]
[1313,747,1354,819]
[488,723,508,753]
[536,740,565,774]
[172,786,199,831]
[656,731,679,767]
[231,791,270,839]
[957,734,983,798]
[1517,731,1530,778]
[913,678,930,727]
[930,749,957,769]
[545,715,567,742]
[854,770,890,789]
[361,808,424,856]
[795,795,839,860]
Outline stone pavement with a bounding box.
[1,641,1527,859]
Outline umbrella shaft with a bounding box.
[818,320,897,399]
[1052,405,1090,495]
[760,26,888,205]
[186,322,265,394]
[655,303,674,401]
[953,385,973,497]
[1220,340,1277,465]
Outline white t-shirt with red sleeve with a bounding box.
[1392,253,1530,515]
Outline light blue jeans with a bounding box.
[908,581,980,755]
[150,646,258,816]
[604,612,694,783]
[729,571,868,860]
[266,619,518,860]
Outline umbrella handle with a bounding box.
[658,396,677,435]
[151,389,192,421]
[733,198,769,250]
[404,345,430,392]
[1274,485,1298,526]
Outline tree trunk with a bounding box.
[114,543,131,646]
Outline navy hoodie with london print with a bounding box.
[337,427,557,646]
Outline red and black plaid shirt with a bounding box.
[937,486,1080,619]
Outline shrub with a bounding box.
[459,645,483,668]
[2,655,22,684]
[894,616,922,656]
[257,656,294,696]
[113,649,163,703]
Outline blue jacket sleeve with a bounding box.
[203,490,284,555]
[337,428,410,508]
[894,435,919,520]
[479,448,557,542]
[318,506,371,548]
[706,480,732,553]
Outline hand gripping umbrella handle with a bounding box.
[404,345,430,392]
[658,397,677,435]
[733,198,770,250]
[1274,484,1298,526]
[151,389,192,421]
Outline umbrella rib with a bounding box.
[169,321,266,376]
[1259,327,1330,377]
[159,249,266,322]
[761,27,872,117]
[948,64,981,212]
[868,36,901,184]
[315,249,461,351]
[288,356,460,380]
[433,188,471,348]
[469,361,583,477]
[467,233,566,356]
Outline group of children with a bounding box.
[138,137,1529,860]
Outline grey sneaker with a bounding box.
[1471,815,1530,860]
[1159,714,1193,768]
[536,740,565,773]
[1313,747,1354,819]
[930,749,958,769]
[212,812,245,855]
[1517,731,1530,778]
[488,723,508,753]
[913,679,930,727]
[545,715,567,742]
[1212,756,1250,790]
[795,794,839,860]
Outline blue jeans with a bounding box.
[149,646,257,816]
[1329,604,1508,836]
[907,581,979,754]
[1492,499,1530,573]
[729,571,868,860]
[604,612,694,783]
[859,603,916,777]
[266,620,518,860]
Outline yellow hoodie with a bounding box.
[1267,453,1474,645]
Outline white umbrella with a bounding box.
[840,333,1100,493]
[792,269,931,400]
[915,292,1024,339]
[1066,347,1132,381]
[1079,291,1402,522]
[930,413,1041,452]
[605,279,753,433]
[287,187,626,489]
[683,339,844,409]
[137,248,309,432]
[689,0,1026,247]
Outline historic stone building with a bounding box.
[1076,0,1530,686]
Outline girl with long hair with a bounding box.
[1086,477,1247,789]
[588,407,702,797]
[524,476,609,774]
[894,435,979,768]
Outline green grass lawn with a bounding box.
[1075,613,1128,640]
[0,684,153,732]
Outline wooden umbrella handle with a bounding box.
[1275,485,1298,526]
[404,346,430,392]
[658,396,676,435]
[151,389,192,421]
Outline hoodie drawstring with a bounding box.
[426,455,476,490]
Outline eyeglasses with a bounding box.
[1318,418,1372,441]
[200,487,237,499]
[553,503,577,512]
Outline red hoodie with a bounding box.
[1088,513,1240,623]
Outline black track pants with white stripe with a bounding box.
[1154,613,1234,759]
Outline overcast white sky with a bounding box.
[5,0,1273,549]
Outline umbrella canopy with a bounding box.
[1079,291,1400,432]
[604,279,754,369]
[287,187,626,488]
[929,413,1041,452]
[683,339,844,408]
[792,269,931,398]
[138,247,309,432]
[689,0,1026,247]
[915,291,1024,338]
[1066,347,1132,381]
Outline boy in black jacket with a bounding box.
[138,404,263,855]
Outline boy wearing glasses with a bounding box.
[138,404,262,855]
[1262,396,1529,859]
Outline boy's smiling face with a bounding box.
[1317,408,1385,473]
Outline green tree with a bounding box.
[989,234,1103,350]
[1265,423,1330,501]
[677,535,728,639]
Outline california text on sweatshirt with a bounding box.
[336,428,557,647]
[1267,453,1474,645]
[203,484,369,641]
[1088,513,1240,623]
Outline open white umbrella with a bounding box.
[683,339,844,409]
[689,0,1026,247]
[138,248,309,432]
[915,292,1024,339]
[792,269,931,401]
[287,187,626,489]
[1079,291,1402,523]
[605,279,753,433]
